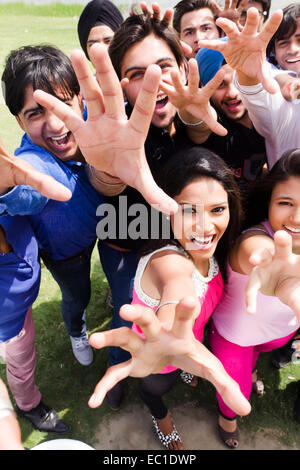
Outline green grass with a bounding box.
[1,3,300,451]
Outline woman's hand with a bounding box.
[246,230,300,319]
[88,297,251,417]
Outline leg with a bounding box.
[208,322,254,448]
[41,243,94,337]
[41,242,95,365]
[3,308,69,433]
[98,240,139,366]
[139,370,183,450]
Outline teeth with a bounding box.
[286,58,300,63]
[156,95,167,102]
[50,133,68,142]
[190,235,214,244]
[285,225,300,233]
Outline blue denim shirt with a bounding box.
[0,215,40,341]
[0,134,104,260]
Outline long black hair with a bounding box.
[245,149,300,229]
[141,146,243,282]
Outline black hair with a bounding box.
[173,0,218,32]
[108,12,185,80]
[141,146,243,282]
[245,149,300,229]
[2,45,80,116]
[267,3,300,66]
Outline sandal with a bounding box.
[152,415,182,450]
[180,371,198,387]
[218,423,239,449]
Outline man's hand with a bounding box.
[34,44,178,214]
[196,8,283,93]
[211,0,248,31]
[246,231,300,319]
[88,297,251,417]
[159,60,227,136]
[0,139,71,201]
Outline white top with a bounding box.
[134,244,219,308]
[234,67,300,169]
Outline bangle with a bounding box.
[177,110,203,127]
[0,396,14,420]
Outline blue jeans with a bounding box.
[40,242,95,338]
[97,240,139,366]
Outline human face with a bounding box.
[16,85,84,162]
[211,64,247,122]
[121,34,185,131]
[171,177,229,274]
[179,8,219,58]
[87,25,114,58]
[274,21,300,75]
[239,2,267,31]
[269,176,300,255]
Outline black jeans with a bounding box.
[40,241,95,338]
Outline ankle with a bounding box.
[218,415,237,432]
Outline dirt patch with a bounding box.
[92,401,297,450]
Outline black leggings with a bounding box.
[139,369,181,419]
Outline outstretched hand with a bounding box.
[88,297,251,417]
[196,8,283,93]
[211,0,248,31]
[33,44,178,215]
[0,139,71,201]
[246,231,300,319]
[159,59,228,136]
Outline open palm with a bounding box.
[88,297,251,417]
[197,8,283,93]
[34,44,177,215]
[246,230,300,320]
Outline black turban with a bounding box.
[78,0,124,59]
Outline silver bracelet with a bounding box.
[177,110,203,127]
[233,71,264,95]
[156,300,179,313]
[0,396,14,420]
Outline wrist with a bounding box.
[177,110,204,127]
[236,70,260,87]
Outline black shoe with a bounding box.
[106,381,125,411]
[16,401,70,434]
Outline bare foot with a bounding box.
[156,413,183,450]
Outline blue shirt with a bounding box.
[0,134,104,260]
[0,215,40,342]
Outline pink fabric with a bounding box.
[2,307,41,411]
[208,320,296,419]
[132,269,223,374]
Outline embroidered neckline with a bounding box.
[134,245,219,308]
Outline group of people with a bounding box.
[1,0,300,451]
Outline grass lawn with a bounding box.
[0,2,300,451]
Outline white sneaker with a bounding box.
[70,334,93,366]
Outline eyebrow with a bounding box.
[182,20,215,32]
[178,201,228,206]
[123,57,176,77]
[23,96,72,117]
[87,36,113,44]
